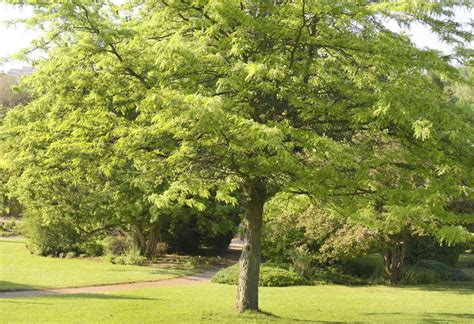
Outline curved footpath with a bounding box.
[0,270,218,299]
[0,239,243,299]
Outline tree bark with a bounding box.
[384,236,409,285]
[131,224,147,254]
[236,180,266,313]
[145,223,160,258]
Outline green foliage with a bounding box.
[311,267,368,286]
[103,235,130,256]
[405,235,465,266]
[212,264,306,287]
[104,236,147,265]
[23,211,104,257]
[343,254,385,279]
[111,246,148,266]
[24,213,83,256]
[401,259,471,285]
[401,266,441,285]
[262,196,379,267]
[0,1,473,308]
[157,204,239,254]
[414,260,470,282]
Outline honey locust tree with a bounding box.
[2,0,473,312]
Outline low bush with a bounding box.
[212,263,306,287]
[110,247,147,266]
[311,267,367,285]
[401,266,440,285]
[405,235,464,266]
[343,254,385,279]
[401,259,470,285]
[24,215,83,256]
[0,220,24,237]
[415,259,470,281]
[103,236,129,256]
[79,240,104,257]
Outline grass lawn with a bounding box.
[1,283,473,323]
[0,239,188,291]
[1,241,472,322]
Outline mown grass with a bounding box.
[1,283,473,323]
[0,239,187,291]
[1,240,473,322]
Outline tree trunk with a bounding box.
[384,237,409,285]
[236,180,266,313]
[145,223,160,258]
[131,224,147,254]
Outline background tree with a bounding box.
[0,73,29,218]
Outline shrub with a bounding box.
[111,247,147,266]
[24,214,83,256]
[103,236,129,256]
[343,254,385,279]
[405,235,464,266]
[415,259,470,281]
[79,240,104,257]
[290,245,317,279]
[311,267,367,285]
[65,251,77,259]
[262,198,379,267]
[0,220,24,237]
[212,263,306,287]
[401,266,440,285]
[400,259,470,285]
[3,220,16,230]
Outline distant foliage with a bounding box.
[103,235,130,257]
[405,235,465,266]
[401,259,470,285]
[262,196,379,267]
[110,246,147,266]
[414,260,470,281]
[212,264,306,287]
[343,254,385,279]
[401,266,441,285]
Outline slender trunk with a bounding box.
[236,180,266,313]
[131,224,146,254]
[145,223,160,258]
[384,237,409,285]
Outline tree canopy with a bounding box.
[1,0,473,312]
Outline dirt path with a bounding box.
[0,269,219,299]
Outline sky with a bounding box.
[0,3,473,73]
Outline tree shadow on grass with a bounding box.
[0,281,161,301]
[0,299,53,305]
[108,268,187,276]
[363,312,474,322]
[398,283,474,295]
[239,309,343,323]
[0,281,43,292]
[46,293,160,301]
[344,281,474,295]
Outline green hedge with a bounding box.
[211,263,306,287]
